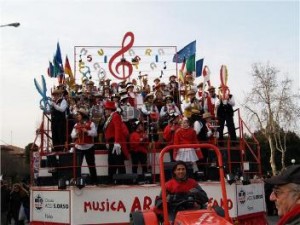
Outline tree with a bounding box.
[243,63,300,174]
[253,129,300,174]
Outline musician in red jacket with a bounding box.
[103,101,129,183]
[71,108,98,185]
[129,120,149,174]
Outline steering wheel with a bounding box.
[173,197,204,212]
[168,193,204,212]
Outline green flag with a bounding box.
[186,54,195,72]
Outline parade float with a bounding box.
[30,32,268,225]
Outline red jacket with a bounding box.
[163,124,180,145]
[104,112,129,159]
[129,131,148,154]
[173,127,203,159]
[166,178,198,194]
[277,204,300,225]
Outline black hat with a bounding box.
[264,165,300,185]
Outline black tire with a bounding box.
[130,211,145,225]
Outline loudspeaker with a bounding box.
[57,153,74,180]
[113,174,138,184]
[207,166,220,181]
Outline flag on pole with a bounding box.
[196,58,204,77]
[53,42,64,84]
[64,55,75,86]
[54,42,64,75]
[53,56,61,77]
[55,42,63,66]
[47,61,54,77]
[186,54,196,73]
[64,55,73,78]
[173,40,196,63]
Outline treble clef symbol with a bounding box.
[108,32,135,80]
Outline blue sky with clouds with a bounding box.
[0,0,299,147]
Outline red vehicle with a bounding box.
[130,143,233,225]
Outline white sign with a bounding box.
[236,183,266,216]
[31,182,266,224]
[31,190,70,224]
[71,184,160,224]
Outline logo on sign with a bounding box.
[238,189,246,204]
[34,194,44,212]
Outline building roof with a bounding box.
[0,145,25,157]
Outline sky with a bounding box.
[0,0,299,148]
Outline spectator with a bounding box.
[265,165,300,225]
[1,180,11,225]
[264,172,276,216]
[8,183,29,225]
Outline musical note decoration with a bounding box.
[145,48,152,56]
[163,61,167,70]
[97,49,104,56]
[94,62,106,80]
[129,49,135,56]
[108,32,135,80]
[87,55,92,62]
[80,66,92,80]
[158,48,165,55]
[160,70,164,78]
[80,48,88,56]
[150,62,157,70]
[131,55,141,69]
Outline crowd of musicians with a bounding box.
[47,73,237,184]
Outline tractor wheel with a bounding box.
[130,211,145,225]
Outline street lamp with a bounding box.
[0,22,20,28]
[291,159,296,165]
